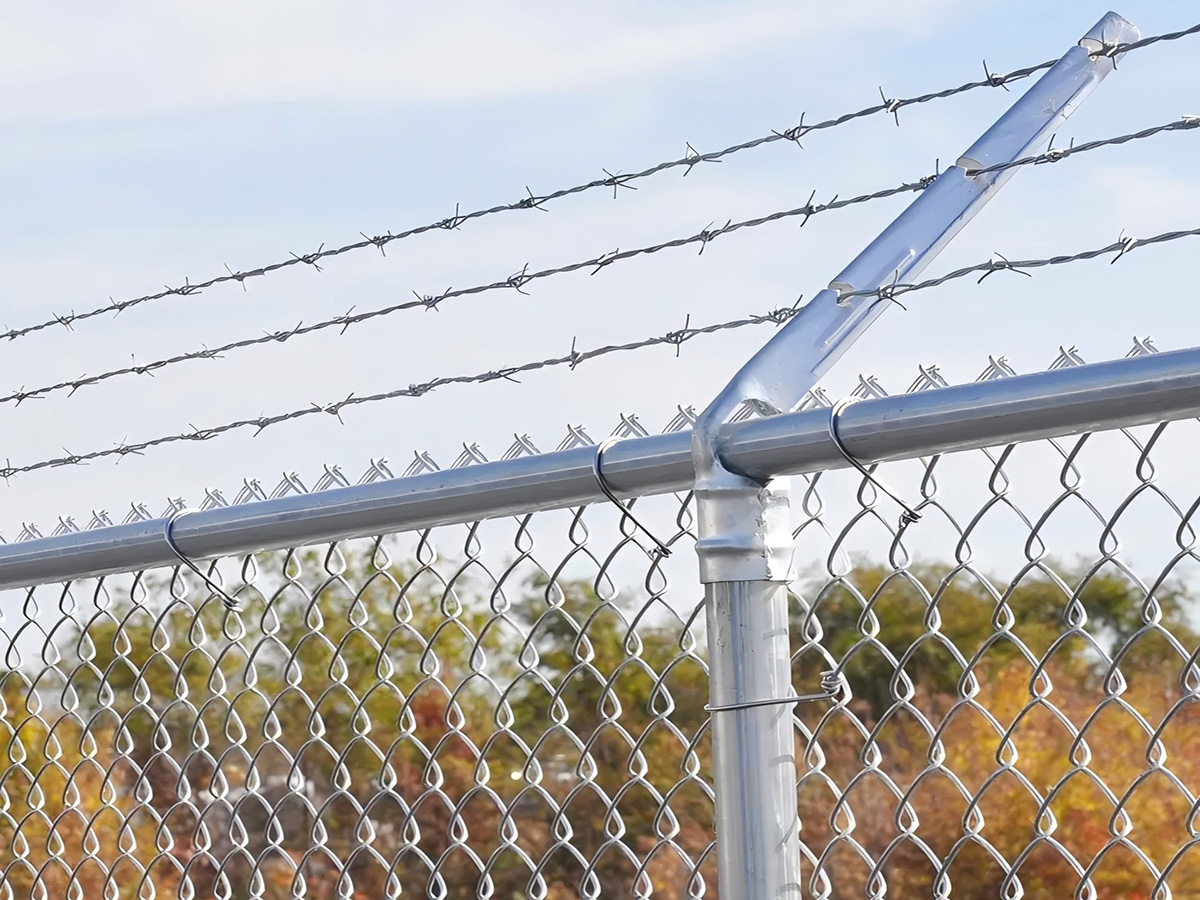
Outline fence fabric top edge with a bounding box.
[1,346,1198,592]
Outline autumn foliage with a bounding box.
[2,547,1199,899]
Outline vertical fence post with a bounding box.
[699,477,803,897]
[691,12,1136,897]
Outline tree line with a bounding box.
[2,546,1198,899]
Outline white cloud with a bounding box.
[0,0,962,119]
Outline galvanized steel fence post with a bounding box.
[14,11,1200,899]
[690,12,1138,898]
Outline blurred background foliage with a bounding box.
[2,544,1199,899]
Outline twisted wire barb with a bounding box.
[840,226,1200,303]
[0,304,805,479]
[971,116,1200,176]
[4,220,1199,481]
[3,24,1196,345]
[4,115,1195,410]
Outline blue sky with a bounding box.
[1,0,1198,538]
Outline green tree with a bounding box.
[34,542,713,900]
[8,546,1200,900]
[792,558,1200,900]
[792,558,1198,720]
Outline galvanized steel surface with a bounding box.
[5,350,1200,898]
[3,12,1200,900]
[1,345,1198,591]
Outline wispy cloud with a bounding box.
[0,0,961,119]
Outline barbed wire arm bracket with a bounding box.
[688,12,1138,900]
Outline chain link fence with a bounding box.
[4,351,1200,900]
[5,10,1200,899]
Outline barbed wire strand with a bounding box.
[842,225,1200,303]
[4,116,1195,410]
[971,117,1200,175]
[3,222,1198,482]
[0,306,801,480]
[4,24,1197,347]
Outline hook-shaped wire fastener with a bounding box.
[706,671,841,712]
[163,509,242,611]
[829,398,922,531]
[593,437,672,558]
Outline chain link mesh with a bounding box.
[4,358,1200,899]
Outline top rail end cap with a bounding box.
[1079,12,1140,54]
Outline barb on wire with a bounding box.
[4,219,1200,481]
[1111,232,1138,264]
[683,141,720,174]
[878,87,902,127]
[771,114,809,151]
[967,116,1200,176]
[6,23,1196,345]
[841,225,1200,305]
[976,252,1032,284]
[1,114,1194,411]
[982,60,1011,91]
[0,303,808,481]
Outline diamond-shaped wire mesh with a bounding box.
[0,484,711,900]
[4,359,1200,900]
[789,390,1200,900]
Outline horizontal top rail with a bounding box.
[2,346,1199,591]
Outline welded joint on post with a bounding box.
[689,23,1136,896]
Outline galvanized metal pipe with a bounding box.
[706,580,801,899]
[691,12,1137,897]
[0,345,1193,591]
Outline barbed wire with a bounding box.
[4,23,1197,347]
[3,115,1195,410]
[842,225,1200,304]
[1111,21,1200,55]
[0,304,805,480]
[971,116,1200,175]
[3,221,1199,482]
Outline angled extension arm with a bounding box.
[693,11,1139,584]
[694,13,1139,900]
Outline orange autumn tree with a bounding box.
[0,671,182,899]
[792,559,1200,900]
[5,547,1200,899]
[20,544,711,900]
